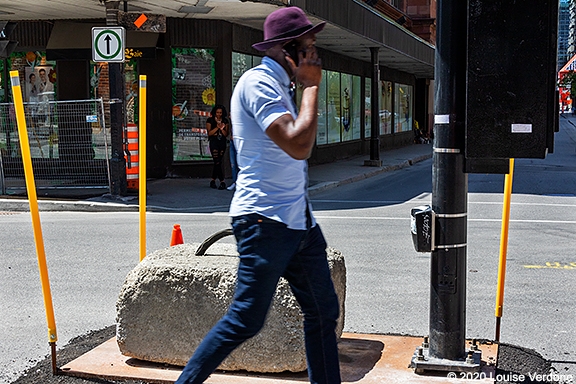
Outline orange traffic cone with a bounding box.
[170,224,184,246]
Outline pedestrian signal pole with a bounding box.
[430,0,468,360]
[411,0,480,373]
[429,0,468,362]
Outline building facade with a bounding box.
[559,0,570,71]
[0,0,435,184]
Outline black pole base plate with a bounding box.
[410,346,482,374]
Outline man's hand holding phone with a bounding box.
[283,38,322,88]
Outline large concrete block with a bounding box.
[116,242,346,373]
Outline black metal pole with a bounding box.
[429,0,468,361]
[365,47,381,167]
[105,1,127,196]
[50,341,58,374]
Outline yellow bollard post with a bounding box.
[495,158,515,342]
[9,70,58,372]
[139,75,147,262]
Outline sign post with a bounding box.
[102,1,127,196]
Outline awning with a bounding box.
[46,21,160,61]
[245,0,435,78]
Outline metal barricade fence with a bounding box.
[0,98,111,195]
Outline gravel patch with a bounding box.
[11,325,150,384]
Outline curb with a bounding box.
[0,199,139,213]
[0,153,432,213]
[308,153,432,196]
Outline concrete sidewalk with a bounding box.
[0,143,432,212]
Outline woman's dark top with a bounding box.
[207,116,229,149]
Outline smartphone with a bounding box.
[283,41,300,66]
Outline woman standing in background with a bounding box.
[206,104,229,189]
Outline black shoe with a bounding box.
[218,182,226,190]
[210,180,217,189]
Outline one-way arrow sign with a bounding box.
[92,26,125,62]
[104,35,112,55]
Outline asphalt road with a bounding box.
[310,119,576,380]
[1,120,575,383]
[312,161,576,359]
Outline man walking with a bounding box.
[176,6,341,384]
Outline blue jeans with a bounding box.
[229,139,238,183]
[176,214,341,384]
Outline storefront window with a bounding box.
[316,70,328,145]
[395,83,413,132]
[0,60,4,102]
[2,52,58,161]
[232,52,261,89]
[341,74,352,142]
[172,48,216,161]
[339,74,361,142]
[232,52,250,88]
[364,80,371,139]
[90,63,105,99]
[380,80,392,135]
[298,71,363,146]
[326,70,341,144]
[124,60,139,124]
[351,75,361,140]
[0,60,5,157]
[89,62,110,131]
[296,70,328,145]
[7,52,57,103]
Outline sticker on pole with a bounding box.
[92,27,125,62]
[511,123,532,133]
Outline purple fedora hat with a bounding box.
[252,7,325,51]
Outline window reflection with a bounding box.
[316,69,328,145]
[326,70,341,144]
[380,81,392,135]
[395,83,413,133]
[351,75,361,140]
[365,80,371,139]
[0,60,4,102]
[171,48,216,161]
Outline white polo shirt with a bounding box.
[229,56,315,230]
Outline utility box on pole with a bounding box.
[466,0,559,162]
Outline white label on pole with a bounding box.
[86,115,98,123]
[434,114,450,124]
[92,27,125,62]
[511,123,532,133]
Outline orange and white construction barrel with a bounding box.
[124,123,139,190]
